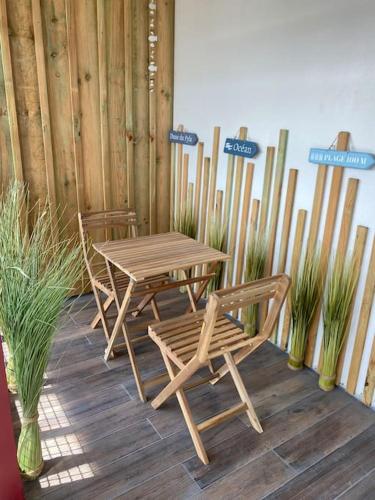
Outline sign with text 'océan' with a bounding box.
[169,130,198,146]
[309,148,375,170]
[224,138,258,159]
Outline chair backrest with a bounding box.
[78,209,138,279]
[196,274,290,362]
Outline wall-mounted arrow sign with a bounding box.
[309,148,375,170]
[224,138,258,159]
[169,130,198,146]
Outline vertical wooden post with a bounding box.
[148,0,157,233]
[208,126,220,217]
[194,142,204,225]
[215,189,223,224]
[124,0,135,209]
[258,146,275,236]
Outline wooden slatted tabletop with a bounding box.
[93,232,231,282]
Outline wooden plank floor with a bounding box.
[15,290,375,500]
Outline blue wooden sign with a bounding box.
[224,138,258,158]
[169,130,198,146]
[309,148,375,170]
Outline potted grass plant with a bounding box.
[288,250,321,370]
[242,234,267,336]
[0,183,84,479]
[319,256,358,391]
[206,218,227,294]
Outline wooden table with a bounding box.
[93,232,230,401]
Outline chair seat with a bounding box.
[149,311,252,367]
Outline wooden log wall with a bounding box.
[172,124,374,407]
[0,0,174,239]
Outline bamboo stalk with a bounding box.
[305,131,350,366]
[208,126,220,217]
[188,182,194,210]
[175,126,184,222]
[193,142,204,225]
[227,126,247,286]
[181,153,189,211]
[363,335,375,406]
[235,162,254,285]
[169,139,176,230]
[334,225,368,381]
[347,237,375,394]
[199,157,210,244]
[280,209,307,351]
[223,154,235,239]
[215,189,223,224]
[306,165,328,255]
[249,199,260,240]
[271,168,298,343]
[258,146,275,235]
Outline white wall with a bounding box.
[174,0,375,404]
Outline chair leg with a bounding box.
[223,352,263,433]
[91,295,113,329]
[161,353,209,465]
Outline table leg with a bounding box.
[104,263,146,401]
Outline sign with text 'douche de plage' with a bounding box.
[169,130,198,146]
[224,138,258,159]
[309,148,375,170]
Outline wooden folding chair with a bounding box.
[148,274,290,464]
[78,209,167,351]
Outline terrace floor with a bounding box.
[17,290,375,500]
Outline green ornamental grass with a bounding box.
[319,256,358,391]
[288,249,321,370]
[0,183,84,479]
[242,234,267,336]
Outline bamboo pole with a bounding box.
[280,209,307,351]
[363,335,375,406]
[124,0,135,209]
[199,157,210,244]
[193,142,204,225]
[181,153,189,210]
[334,178,359,267]
[97,0,111,210]
[188,182,194,209]
[169,138,176,230]
[31,0,58,230]
[208,126,220,217]
[306,165,328,255]
[249,199,260,239]
[271,168,298,343]
[258,146,275,236]
[175,126,184,222]
[347,237,375,395]
[227,126,247,286]
[305,131,350,366]
[334,225,368,381]
[215,189,223,224]
[223,154,235,235]
[0,0,23,182]
[235,162,254,285]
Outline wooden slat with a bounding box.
[31,0,57,229]
[306,165,328,255]
[175,129,183,222]
[334,225,368,382]
[249,198,260,240]
[66,0,85,211]
[334,178,359,267]
[193,142,204,224]
[235,162,254,285]
[227,126,247,286]
[264,129,289,276]
[124,0,135,209]
[148,0,156,233]
[0,0,23,182]
[347,237,375,395]
[305,131,350,366]
[280,209,307,351]
[169,138,176,230]
[258,146,275,235]
[155,0,174,233]
[363,335,375,406]
[208,126,220,217]
[223,154,235,234]
[97,0,111,210]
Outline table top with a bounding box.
[93,232,231,282]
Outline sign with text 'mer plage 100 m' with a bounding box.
[309,148,375,170]
[169,130,198,146]
[224,138,258,159]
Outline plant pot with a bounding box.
[6,355,17,394]
[287,354,304,371]
[319,373,336,392]
[17,415,44,480]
